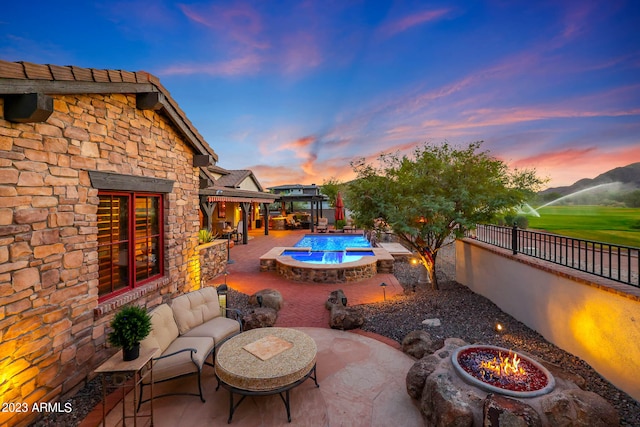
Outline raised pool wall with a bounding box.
[260,247,394,283]
[456,238,640,402]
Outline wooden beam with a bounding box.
[136,92,164,110]
[89,171,174,193]
[0,80,154,95]
[193,154,213,167]
[3,93,53,123]
[199,177,212,189]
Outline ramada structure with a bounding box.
[0,60,277,426]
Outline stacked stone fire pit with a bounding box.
[404,332,619,426]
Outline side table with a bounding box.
[95,347,156,427]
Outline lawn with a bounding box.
[525,205,640,248]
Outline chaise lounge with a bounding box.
[316,217,328,233]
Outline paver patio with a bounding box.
[81,227,423,426]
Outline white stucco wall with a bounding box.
[456,239,640,402]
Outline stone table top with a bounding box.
[215,327,317,392]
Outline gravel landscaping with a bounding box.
[30,244,640,426]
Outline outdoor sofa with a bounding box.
[138,287,242,406]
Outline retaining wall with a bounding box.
[456,238,640,402]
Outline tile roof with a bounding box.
[215,169,252,188]
[0,60,217,160]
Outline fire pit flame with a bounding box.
[452,345,555,398]
[480,351,525,379]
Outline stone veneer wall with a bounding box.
[195,240,228,285]
[0,93,203,427]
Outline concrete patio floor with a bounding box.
[84,228,424,426]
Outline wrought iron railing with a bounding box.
[469,224,639,288]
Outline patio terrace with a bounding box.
[79,229,423,426]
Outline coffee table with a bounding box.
[215,327,318,423]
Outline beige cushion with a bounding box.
[181,316,240,344]
[172,288,222,335]
[140,304,179,356]
[143,336,214,384]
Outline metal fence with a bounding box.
[470,224,639,288]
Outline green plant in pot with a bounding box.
[108,305,152,361]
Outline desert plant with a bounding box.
[108,305,152,358]
[198,228,214,243]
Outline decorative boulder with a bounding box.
[325,289,348,310]
[483,394,542,427]
[406,354,441,399]
[242,307,277,330]
[325,289,363,330]
[540,389,619,427]
[402,330,444,360]
[328,304,364,330]
[249,288,283,311]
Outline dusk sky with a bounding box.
[2,1,639,189]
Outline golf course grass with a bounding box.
[526,205,640,248]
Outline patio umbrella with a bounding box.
[335,192,345,221]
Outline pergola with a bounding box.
[276,194,329,232]
[200,187,278,244]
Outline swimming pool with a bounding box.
[294,234,371,251]
[282,249,375,264]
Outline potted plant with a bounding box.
[108,305,152,361]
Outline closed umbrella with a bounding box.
[335,192,345,221]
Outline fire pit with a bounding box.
[451,345,555,398]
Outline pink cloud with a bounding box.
[160,55,263,76]
[179,3,268,50]
[509,145,640,188]
[280,31,324,74]
[380,9,450,37]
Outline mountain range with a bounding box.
[541,162,640,196]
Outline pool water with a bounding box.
[294,234,371,251]
[282,250,375,264]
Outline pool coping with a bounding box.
[260,247,395,282]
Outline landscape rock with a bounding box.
[406,354,441,399]
[421,371,475,427]
[325,289,348,309]
[402,330,444,359]
[484,393,542,427]
[541,388,619,427]
[329,304,364,330]
[422,318,442,327]
[242,307,277,330]
[248,288,283,311]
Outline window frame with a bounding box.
[97,191,164,302]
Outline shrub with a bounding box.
[108,306,152,350]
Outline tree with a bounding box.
[320,177,343,207]
[347,142,545,290]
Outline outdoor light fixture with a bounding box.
[380,282,388,301]
[494,322,505,333]
[217,284,228,317]
[256,295,263,307]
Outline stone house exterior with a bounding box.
[0,60,220,427]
